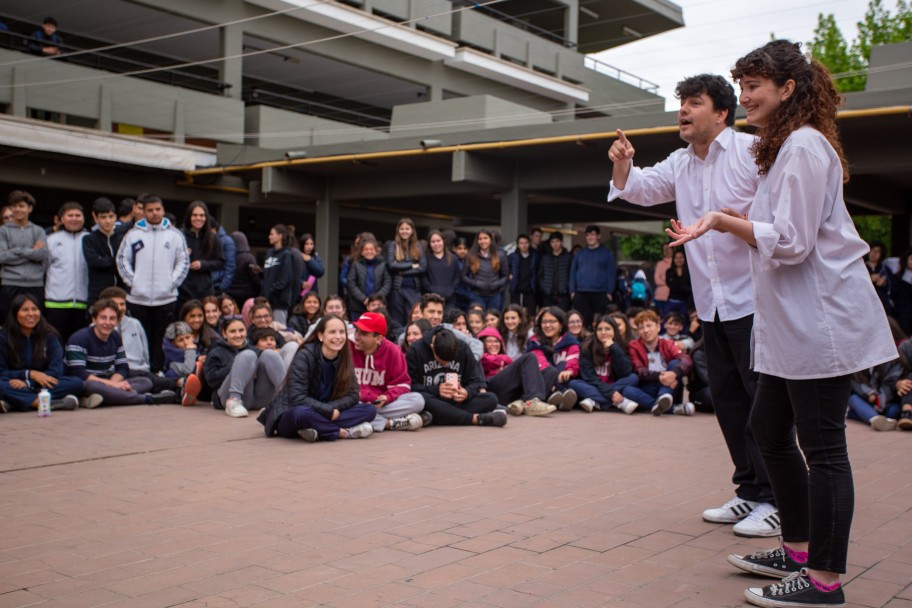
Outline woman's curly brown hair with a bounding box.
[731,40,849,182]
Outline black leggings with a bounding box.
[751,373,853,573]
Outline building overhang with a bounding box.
[0,116,216,172]
[246,0,458,60]
[446,48,590,103]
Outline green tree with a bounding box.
[854,215,893,253]
[809,14,866,92]
[808,0,912,91]
[617,227,668,262]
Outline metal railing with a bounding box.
[583,55,660,94]
[460,1,577,49]
[0,29,230,95]
[246,88,390,129]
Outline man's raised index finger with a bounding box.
[617,129,628,144]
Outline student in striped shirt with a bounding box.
[65,299,171,408]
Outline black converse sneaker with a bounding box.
[744,569,845,607]
[728,545,804,578]
[477,410,508,427]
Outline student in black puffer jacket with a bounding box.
[259,315,376,442]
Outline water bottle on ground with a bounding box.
[38,388,51,417]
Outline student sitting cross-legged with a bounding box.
[0,294,83,412]
[203,316,286,418]
[406,326,505,427]
[526,306,579,411]
[259,314,377,442]
[569,314,642,414]
[350,311,427,432]
[65,299,171,407]
[626,309,694,416]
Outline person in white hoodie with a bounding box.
[116,195,189,372]
[44,202,89,342]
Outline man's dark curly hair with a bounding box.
[675,74,737,126]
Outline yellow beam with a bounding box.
[184,105,911,179]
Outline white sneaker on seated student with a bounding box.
[351,312,425,432]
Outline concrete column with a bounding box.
[500,172,527,246]
[315,188,340,296]
[218,24,244,99]
[10,67,26,117]
[173,99,185,144]
[98,85,112,132]
[220,201,240,232]
[564,1,579,46]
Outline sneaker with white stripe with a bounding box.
[733,502,781,538]
[703,496,759,524]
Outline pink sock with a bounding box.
[782,544,808,563]
[808,574,841,592]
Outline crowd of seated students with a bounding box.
[2,189,907,436]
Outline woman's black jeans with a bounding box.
[750,373,854,574]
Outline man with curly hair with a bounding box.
[606,74,778,538]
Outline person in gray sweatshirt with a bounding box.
[0,190,48,322]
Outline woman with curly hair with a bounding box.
[668,40,895,608]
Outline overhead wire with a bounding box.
[0,0,508,90]
[0,0,897,141]
[0,3,321,69]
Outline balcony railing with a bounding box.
[245,88,390,129]
[584,56,660,94]
[0,29,230,95]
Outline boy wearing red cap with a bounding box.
[352,312,427,432]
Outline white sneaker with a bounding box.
[506,400,525,416]
[702,496,760,524]
[345,422,373,439]
[651,393,673,416]
[389,413,422,431]
[733,502,781,537]
[579,398,596,413]
[672,402,695,416]
[870,415,897,431]
[224,397,249,418]
[617,398,638,415]
[80,394,104,409]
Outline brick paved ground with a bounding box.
[0,403,909,608]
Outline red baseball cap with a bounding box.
[353,311,387,335]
